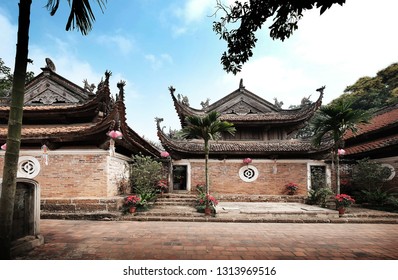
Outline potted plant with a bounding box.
[286,182,298,195]
[123,195,141,214]
[157,179,168,196]
[335,194,355,216]
[195,185,219,215]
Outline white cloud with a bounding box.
[97,34,134,55]
[145,53,173,70]
[182,0,214,23]
[171,0,215,36]
[0,10,17,67]
[215,0,398,106]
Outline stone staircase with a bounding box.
[124,193,204,221]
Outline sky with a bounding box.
[1,0,397,142]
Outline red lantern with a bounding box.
[1,143,6,150]
[243,158,252,164]
[338,149,346,156]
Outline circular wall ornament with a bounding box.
[381,164,396,181]
[17,156,41,179]
[239,165,259,182]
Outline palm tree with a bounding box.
[0,0,107,260]
[179,111,236,215]
[312,100,370,195]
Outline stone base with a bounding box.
[11,235,44,258]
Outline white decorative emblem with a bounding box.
[239,165,259,182]
[17,156,41,179]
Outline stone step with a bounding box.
[155,201,196,206]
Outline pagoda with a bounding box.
[0,59,160,213]
[157,80,331,198]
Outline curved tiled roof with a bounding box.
[0,68,160,157]
[156,121,331,159]
[344,104,398,158]
[170,84,324,126]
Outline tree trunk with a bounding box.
[336,152,340,195]
[204,140,210,215]
[0,0,31,260]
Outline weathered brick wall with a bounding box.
[0,149,131,199]
[36,151,109,198]
[188,159,310,195]
[107,155,131,196]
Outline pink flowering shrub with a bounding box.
[335,194,355,208]
[124,195,141,207]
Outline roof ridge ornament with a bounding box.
[239,78,245,90]
[116,80,126,101]
[45,58,56,72]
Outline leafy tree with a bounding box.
[311,100,370,195]
[179,111,236,215]
[331,63,398,111]
[0,58,34,97]
[213,0,346,74]
[0,0,107,260]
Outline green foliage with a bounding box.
[212,0,346,74]
[179,111,236,202]
[195,185,218,214]
[130,153,163,197]
[0,58,34,97]
[310,166,327,190]
[179,111,236,142]
[137,191,157,210]
[306,188,333,208]
[360,189,393,206]
[311,100,370,148]
[331,63,398,110]
[351,158,392,192]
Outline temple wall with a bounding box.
[107,155,131,196]
[173,159,326,196]
[0,149,131,199]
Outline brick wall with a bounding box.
[107,155,131,196]
[0,149,131,199]
[185,159,312,195]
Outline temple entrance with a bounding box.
[172,165,187,191]
[11,179,40,241]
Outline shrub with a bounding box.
[195,184,218,214]
[130,153,163,195]
[351,158,392,192]
[306,187,333,208]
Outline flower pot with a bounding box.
[338,207,345,217]
[129,206,137,214]
[204,207,212,216]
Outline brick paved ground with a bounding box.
[14,219,398,260]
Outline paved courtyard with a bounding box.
[14,219,398,260]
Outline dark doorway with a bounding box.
[310,165,327,190]
[172,165,187,190]
[12,182,35,241]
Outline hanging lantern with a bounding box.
[107,130,122,156]
[41,144,49,165]
[160,151,170,158]
[338,149,346,156]
[107,130,123,139]
[243,158,252,164]
[1,143,6,150]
